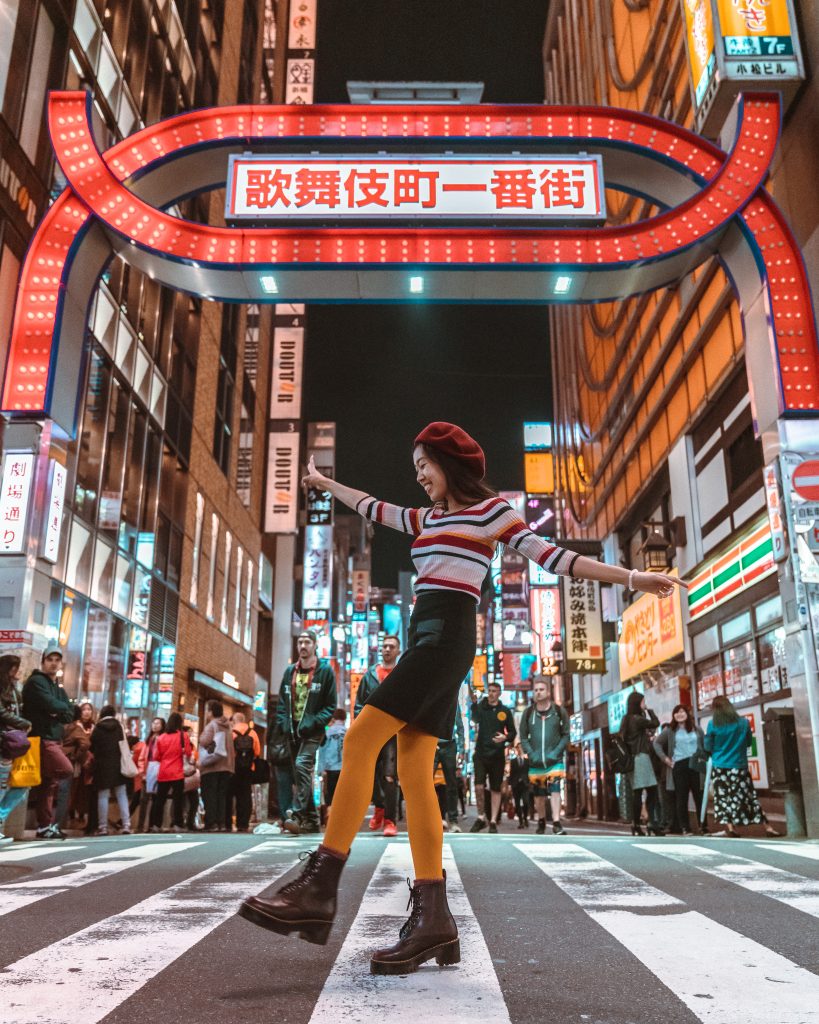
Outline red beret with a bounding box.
[414,422,486,479]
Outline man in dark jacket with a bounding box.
[519,677,570,835]
[469,680,517,834]
[355,635,401,836]
[22,647,74,839]
[276,631,336,835]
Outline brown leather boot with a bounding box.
[238,846,347,945]
[370,873,460,975]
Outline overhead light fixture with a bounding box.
[260,275,278,294]
[409,275,424,294]
[553,275,572,295]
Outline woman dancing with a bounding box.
[239,421,685,974]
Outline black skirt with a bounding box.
[363,590,476,739]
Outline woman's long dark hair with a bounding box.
[711,694,740,726]
[165,712,183,734]
[671,703,694,732]
[0,655,21,702]
[625,690,645,716]
[416,443,497,507]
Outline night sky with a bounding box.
[304,1,553,586]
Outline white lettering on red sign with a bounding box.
[226,157,605,220]
[0,453,34,554]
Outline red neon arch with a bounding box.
[2,92,817,429]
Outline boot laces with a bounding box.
[399,878,422,939]
[279,849,319,895]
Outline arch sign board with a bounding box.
[1,91,817,439]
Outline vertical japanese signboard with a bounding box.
[682,0,804,135]
[264,431,300,533]
[561,577,605,674]
[41,459,67,563]
[302,524,332,614]
[285,0,316,103]
[0,453,34,554]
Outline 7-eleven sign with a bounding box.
[687,518,776,620]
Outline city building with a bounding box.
[0,0,274,741]
[544,0,819,832]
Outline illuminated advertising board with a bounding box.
[524,452,554,494]
[0,453,34,554]
[618,571,684,682]
[561,577,605,674]
[264,431,300,533]
[226,156,606,221]
[523,422,552,451]
[41,459,67,563]
[682,0,804,135]
[302,524,332,612]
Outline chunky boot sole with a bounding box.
[237,901,332,945]
[370,938,460,975]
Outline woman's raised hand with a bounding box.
[633,571,688,600]
[302,455,325,490]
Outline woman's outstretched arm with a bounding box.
[302,456,369,512]
[301,456,426,535]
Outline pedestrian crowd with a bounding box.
[0,632,781,844]
[0,648,268,842]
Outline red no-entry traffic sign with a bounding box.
[792,460,819,502]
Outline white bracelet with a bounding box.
[628,569,638,591]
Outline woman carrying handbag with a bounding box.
[0,654,32,844]
[90,705,135,835]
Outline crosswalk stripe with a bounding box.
[0,842,203,917]
[309,843,511,1024]
[516,842,819,1023]
[636,842,819,919]
[0,843,293,1024]
[0,845,88,863]
[762,842,819,863]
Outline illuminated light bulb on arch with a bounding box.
[553,275,572,295]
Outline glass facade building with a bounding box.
[0,0,272,737]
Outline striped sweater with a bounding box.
[356,495,579,602]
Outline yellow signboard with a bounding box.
[618,571,684,682]
[716,0,791,39]
[682,0,716,105]
[524,451,554,494]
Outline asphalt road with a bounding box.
[1,820,817,1024]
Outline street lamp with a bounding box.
[639,527,672,572]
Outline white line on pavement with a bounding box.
[636,842,819,919]
[309,842,511,1024]
[0,842,202,917]
[517,842,819,1024]
[0,844,87,863]
[761,842,819,862]
[0,844,294,1024]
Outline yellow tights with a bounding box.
[322,705,444,879]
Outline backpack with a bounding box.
[606,732,634,775]
[233,730,255,774]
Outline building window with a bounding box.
[18,3,55,162]
[189,492,204,607]
[220,530,232,634]
[244,557,254,650]
[206,513,218,621]
[232,546,243,643]
[213,305,239,476]
[0,1,21,111]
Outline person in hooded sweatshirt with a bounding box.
[199,699,235,831]
[90,705,132,835]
